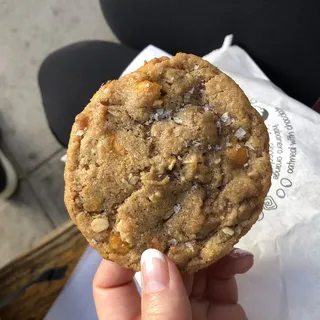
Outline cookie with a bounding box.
[64,53,271,272]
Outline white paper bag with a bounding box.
[47,37,320,320]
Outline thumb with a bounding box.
[140,249,192,320]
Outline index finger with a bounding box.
[208,248,254,280]
[93,260,141,320]
[205,248,254,303]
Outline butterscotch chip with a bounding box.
[225,143,248,166]
[64,53,271,272]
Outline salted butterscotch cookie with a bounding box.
[64,53,271,272]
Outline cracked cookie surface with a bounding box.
[64,53,271,272]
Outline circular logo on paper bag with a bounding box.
[255,106,269,121]
[263,196,277,210]
[250,99,269,121]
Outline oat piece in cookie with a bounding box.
[64,53,271,273]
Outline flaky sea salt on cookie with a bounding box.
[64,53,271,272]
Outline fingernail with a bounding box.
[141,249,169,294]
[230,248,253,258]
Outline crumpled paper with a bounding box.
[46,37,320,320]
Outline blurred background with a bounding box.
[0,0,117,268]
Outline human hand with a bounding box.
[93,248,253,320]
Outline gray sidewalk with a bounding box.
[0,0,117,268]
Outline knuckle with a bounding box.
[148,292,163,306]
[144,293,168,320]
